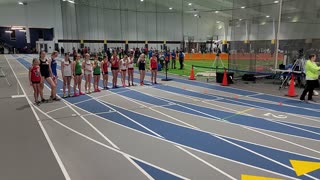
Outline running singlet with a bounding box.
[139,59,146,70]
[63,60,72,77]
[120,59,127,70]
[102,61,109,73]
[31,66,41,82]
[94,61,101,75]
[39,58,50,78]
[150,57,157,69]
[51,58,57,77]
[128,57,134,69]
[85,60,92,75]
[111,56,119,68]
[75,60,82,75]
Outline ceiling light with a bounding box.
[19,29,26,32]
[11,26,24,30]
[266,15,270,18]
[5,31,13,33]
[140,0,144,2]
[68,0,75,3]
[216,21,220,23]
[188,3,192,6]
[274,0,279,3]
[62,0,67,1]
[239,19,242,21]
[18,2,24,5]
[194,14,198,17]
[169,7,173,10]
[215,11,219,13]
[241,6,246,9]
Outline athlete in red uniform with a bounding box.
[29,58,41,105]
[150,53,158,84]
[111,52,120,88]
[101,55,110,89]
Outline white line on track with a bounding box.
[38,89,299,180]
[102,94,320,159]
[20,55,314,179]
[5,55,71,180]
[14,55,155,180]
[176,146,237,180]
[45,87,151,114]
[215,135,318,180]
[146,72,320,113]
[31,104,188,180]
[188,98,320,136]
[137,90,320,141]
[84,86,314,179]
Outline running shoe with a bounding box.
[97,89,101,92]
[80,92,85,95]
[52,97,61,101]
[74,93,79,97]
[63,93,67,98]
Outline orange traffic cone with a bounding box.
[221,69,229,86]
[286,74,298,97]
[189,65,196,80]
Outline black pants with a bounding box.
[300,80,319,100]
[179,58,184,69]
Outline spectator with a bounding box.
[171,50,176,69]
[179,50,185,69]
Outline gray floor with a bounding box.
[2,54,320,180]
[0,56,65,180]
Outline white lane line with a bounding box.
[20,56,310,179]
[31,104,189,180]
[215,135,318,180]
[45,93,298,180]
[16,56,155,180]
[202,100,320,134]
[123,154,155,180]
[11,95,26,98]
[176,146,237,180]
[129,89,225,122]
[94,84,320,160]
[102,98,320,160]
[5,55,71,180]
[155,81,320,113]
[91,89,316,179]
[204,98,320,125]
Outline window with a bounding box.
[10,30,16,41]
[38,30,44,39]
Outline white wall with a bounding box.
[0,0,63,42]
[214,21,320,42]
[60,0,221,52]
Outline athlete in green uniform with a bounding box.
[93,55,101,92]
[73,54,84,96]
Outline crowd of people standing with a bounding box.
[29,47,185,106]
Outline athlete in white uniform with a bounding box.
[127,53,134,86]
[61,53,73,97]
[82,53,92,94]
[120,55,128,87]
